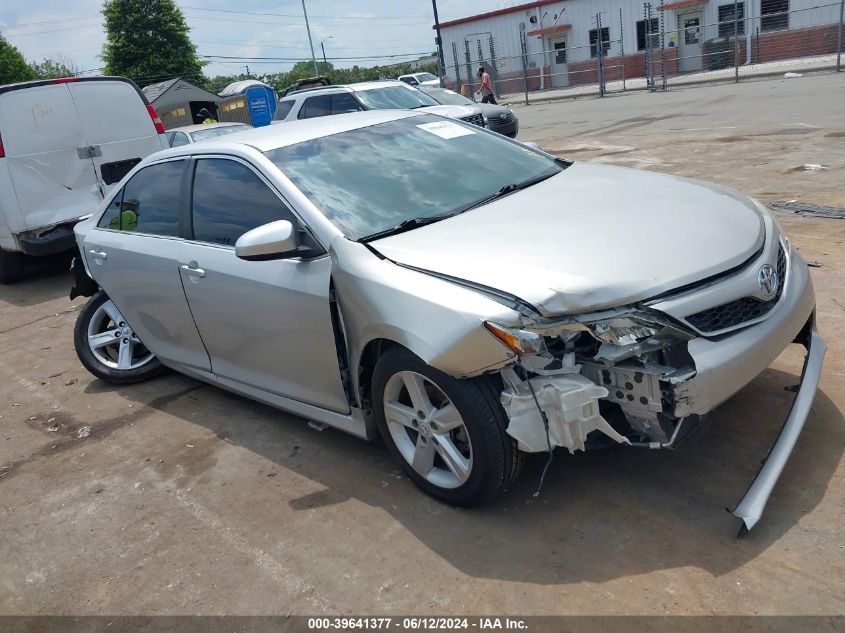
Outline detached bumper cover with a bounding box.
[730,322,826,536]
[19,223,77,256]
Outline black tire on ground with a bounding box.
[371,346,523,506]
[0,250,25,284]
[73,290,167,385]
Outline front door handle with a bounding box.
[180,263,206,279]
[88,249,107,262]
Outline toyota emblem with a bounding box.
[758,264,778,298]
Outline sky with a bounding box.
[1,0,516,78]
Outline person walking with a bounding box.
[197,107,216,124]
[477,66,497,105]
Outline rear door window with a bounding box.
[170,132,189,147]
[190,158,297,246]
[331,93,363,115]
[97,160,184,236]
[274,101,294,120]
[298,94,332,119]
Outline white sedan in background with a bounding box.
[165,122,252,147]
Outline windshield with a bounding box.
[189,124,250,141]
[426,88,473,106]
[265,115,562,240]
[355,86,439,110]
[416,73,438,82]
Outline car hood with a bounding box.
[476,103,512,118]
[370,162,766,317]
[420,104,480,119]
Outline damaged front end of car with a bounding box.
[486,290,825,536]
[488,308,701,455]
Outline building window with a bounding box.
[552,40,567,64]
[718,2,745,37]
[761,0,789,32]
[637,18,660,50]
[589,26,610,58]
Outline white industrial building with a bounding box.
[435,0,843,93]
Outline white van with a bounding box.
[0,77,168,283]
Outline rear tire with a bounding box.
[74,291,167,385]
[372,346,523,506]
[0,250,25,284]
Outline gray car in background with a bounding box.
[70,110,824,536]
[273,81,487,129]
[421,86,518,137]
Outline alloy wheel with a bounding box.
[86,300,154,371]
[382,370,473,489]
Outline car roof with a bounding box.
[168,122,250,134]
[281,80,409,101]
[157,110,421,155]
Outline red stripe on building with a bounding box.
[658,0,708,10]
[527,24,572,36]
[434,0,563,30]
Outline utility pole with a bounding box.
[321,36,333,67]
[432,0,446,87]
[301,0,319,76]
[244,65,250,78]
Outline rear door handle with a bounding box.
[180,263,206,279]
[88,249,107,261]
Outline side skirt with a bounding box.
[160,360,373,440]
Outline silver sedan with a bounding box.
[70,110,825,535]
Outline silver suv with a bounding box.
[273,80,487,128]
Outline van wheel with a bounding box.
[0,250,25,284]
[74,291,166,384]
[372,346,523,506]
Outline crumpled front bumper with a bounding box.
[730,319,826,535]
[667,249,826,535]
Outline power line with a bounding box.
[0,15,96,30]
[199,52,433,62]
[2,21,101,38]
[183,13,436,28]
[180,5,457,21]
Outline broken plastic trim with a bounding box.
[728,316,826,537]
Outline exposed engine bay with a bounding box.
[491,309,701,453]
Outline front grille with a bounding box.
[460,113,485,127]
[685,244,787,333]
[499,112,514,122]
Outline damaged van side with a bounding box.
[0,77,167,283]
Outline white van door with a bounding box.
[67,80,168,193]
[0,82,102,233]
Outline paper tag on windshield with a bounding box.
[417,121,476,139]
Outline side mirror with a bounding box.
[235,220,300,261]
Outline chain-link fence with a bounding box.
[440,0,844,104]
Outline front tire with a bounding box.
[74,291,166,384]
[372,346,523,506]
[0,250,25,284]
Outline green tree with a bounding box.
[0,33,36,84]
[101,0,205,86]
[30,56,80,79]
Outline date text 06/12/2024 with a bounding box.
[306,617,529,630]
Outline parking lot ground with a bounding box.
[1,74,844,617]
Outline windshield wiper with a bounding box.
[359,214,452,243]
[452,169,561,215]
